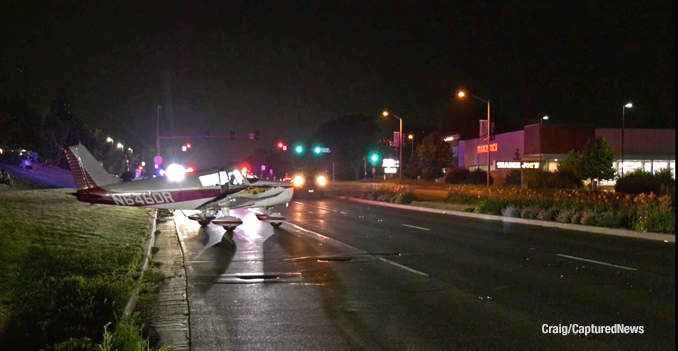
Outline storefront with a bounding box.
[457,124,675,183]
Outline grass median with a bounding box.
[0,188,164,350]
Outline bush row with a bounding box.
[360,186,675,233]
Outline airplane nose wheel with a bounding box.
[223,226,237,232]
[198,220,211,227]
[271,222,282,228]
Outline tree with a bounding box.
[315,115,382,180]
[411,132,453,181]
[574,136,615,191]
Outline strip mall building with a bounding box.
[455,124,675,185]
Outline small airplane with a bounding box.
[64,144,294,232]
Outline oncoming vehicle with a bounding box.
[291,172,328,198]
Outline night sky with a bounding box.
[1,2,674,167]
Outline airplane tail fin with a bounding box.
[64,144,118,189]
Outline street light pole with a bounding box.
[156,105,162,157]
[621,103,632,177]
[457,92,491,187]
[540,116,549,170]
[408,134,414,158]
[383,111,403,180]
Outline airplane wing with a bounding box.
[196,186,286,210]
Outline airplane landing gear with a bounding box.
[212,208,242,232]
[188,211,216,227]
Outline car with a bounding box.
[291,172,328,198]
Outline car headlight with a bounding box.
[292,174,305,187]
[316,175,327,187]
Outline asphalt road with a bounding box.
[175,193,675,351]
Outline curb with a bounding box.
[341,197,675,243]
[122,209,158,320]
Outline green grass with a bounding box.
[0,188,161,350]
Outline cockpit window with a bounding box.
[199,170,246,187]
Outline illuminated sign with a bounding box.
[477,143,498,154]
[382,158,399,168]
[382,158,399,173]
[495,161,541,169]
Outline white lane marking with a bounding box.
[402,224,430,231]
[340,211,348,214]
[286,223,429,276]
[376,256,429,276]
[555,254,638,271]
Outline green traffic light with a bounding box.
[371,154,379,162]
[295,146,303,153]
[314,147,321,154]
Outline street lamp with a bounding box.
[458,91,491,187]
[621,102,633,177]
[382,111,403,180]
[106,137,114,143]
[540,115,549,170]
[117,142,124,149]
[408,134,414,158]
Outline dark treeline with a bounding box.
[0,96,132,174]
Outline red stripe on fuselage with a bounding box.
[73,187,222,208]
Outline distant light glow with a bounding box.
[166,164,186,181]
[458,92,465,97]
[106,137,113,143]
[293,175,305,187]
[543,116,549,120]
[316,175,327,187]
[443,136,455,142]
[154,164,159,169]
[186,143,191,148]
[182,146,187,152]
[141,161,146,166]
[186,167,194,173]
[625,103,633,108]
[241,167,248,175]
[117,143,123,149]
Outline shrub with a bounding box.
[570,211,583,224]
[377,193,394,202]
[527,170,551,189]
[615,169,661,195]
[549,169,583,189]
[504,170,521,186]
[394,192,417,204]
[595,211,622,228]
[632,194,675,233]
[537,208,556,221]
[556,209,574,223]
[467,169,492,185]
[520,206,540,219]
[444,168,470,184]
[501,204,519,217]
[580,210,597,226]
[475,199,512,215]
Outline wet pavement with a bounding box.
[161,196,674,351]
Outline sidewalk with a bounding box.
[147,216,190,351]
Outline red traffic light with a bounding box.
[186,143,191,149]
[278,142,284,149]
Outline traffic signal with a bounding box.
[277,142,284,149]
[186,143,191,149]
[314,146,321,154]
[295,145,303,154]
[370,153,379,162]
[230,131,235,140]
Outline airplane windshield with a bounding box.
[198,170,245,187]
